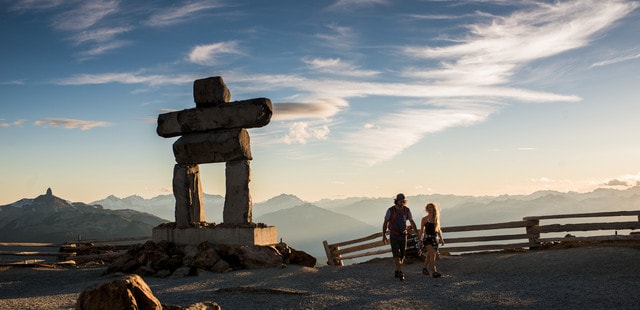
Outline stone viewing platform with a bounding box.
[153,222,277,246]
[152,76,277,246]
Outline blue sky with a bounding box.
[1,0,639,205]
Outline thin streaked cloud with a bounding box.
[53,72,195,86]
[51,0,120,31]
[405,14,467,20]
[590,51,640,68]
[9,0,66,11]
[144,0,224,27]
[228,72,579,103]
[187,41,241,66]
[315,24,356,50]
[344,101,497,165]
[78,40,131,58]
[71,26,132,45]
[403,1,638,87]
[303,58,380,77]
[0,79,26,85]
[329,0,388,10]
[34,118,112,130]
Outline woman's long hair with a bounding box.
[426,202,441,232]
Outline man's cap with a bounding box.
[395,193,406,201]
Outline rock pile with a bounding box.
[103,240,316,278]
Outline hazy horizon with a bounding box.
[5,184,640,207]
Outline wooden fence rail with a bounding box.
[323,210,640,266]
[0,236,151,267]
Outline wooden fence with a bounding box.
[0,236,151,267]
[323,210,640,266]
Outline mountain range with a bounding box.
[0,188,167,243]
[2,186,640,263]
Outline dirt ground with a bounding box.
[1,244,639,309]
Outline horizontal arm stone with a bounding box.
[157,98,273,138]
[173,128,252,164]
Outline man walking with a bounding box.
[382,193,418,281]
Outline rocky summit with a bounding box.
[0,188,168,242]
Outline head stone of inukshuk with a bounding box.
[156,76,272,229]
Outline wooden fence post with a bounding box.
[525,218,540,249]
[334,246,344,266]
[322,240,335,266]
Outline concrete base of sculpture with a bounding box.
[152,224,278,246]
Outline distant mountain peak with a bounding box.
[265,193,305,204]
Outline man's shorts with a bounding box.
[390,237,407,259]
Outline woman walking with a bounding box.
[420,202,445,278]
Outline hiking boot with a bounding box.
[394,270,405,281]
[432,271,442,278]
[422,268,430,276]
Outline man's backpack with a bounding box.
[388,206,408,237]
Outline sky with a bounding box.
[1,0,640,205]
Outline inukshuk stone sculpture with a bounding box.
[156,76,272,230]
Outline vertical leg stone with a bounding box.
[173,164,205,228]
[224,160,252,224]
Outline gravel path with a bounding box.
[1,245,639,309]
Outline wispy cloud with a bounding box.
[9,0,66,11]
[17,0,129,58]
[144,1,224,27]
[590,51,640,68]
[403,0,639,88]
[315,24,356,50]
[230,72,580,103]
[0,79,26,85]
[405,14,467,20]
[329,0,388,10]
[71,26,132,45]
[0,119,27,128]
[51,0,119,31]
[34,118,112,130]
[344,100,497,165]
[187,41,241,66]
[339,0,637,165]
[303,57,380,77]
[54,72,195,86]
[78,40,131,59]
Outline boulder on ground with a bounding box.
[76,274,162,310]
[76,274,222,310]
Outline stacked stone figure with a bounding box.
[157,76,273,228]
